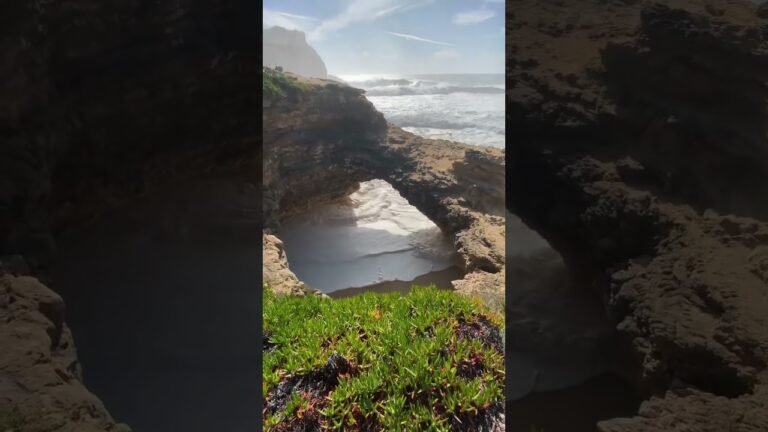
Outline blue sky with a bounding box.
[263,0,505,75]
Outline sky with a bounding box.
[263,0,505,75]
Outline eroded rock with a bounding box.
[0,273,130,432]
[263,233,313,297]
[508,0,768,428]
[262,73,506,308]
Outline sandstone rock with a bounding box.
[0,274,129,432]
[452,270,505,313]
[262,234,311,296]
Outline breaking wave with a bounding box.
[339,74,505,148]
[279,180,457,292]
[344,75,505,97]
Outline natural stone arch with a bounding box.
[262,75,505,306]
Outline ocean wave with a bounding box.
[280,180,457,267]
[401,127,505,148]
[365,85,504,96]
[345,76,504,97]
[347,78,412,87]
[386,113,505,134]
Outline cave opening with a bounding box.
[49,178,261,432]
[504,212,642,431]
[277,179,464,297]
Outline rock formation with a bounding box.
[0,1,261,429]
[263,233,329,298]
[262,71,505,309]
[507,0,768,429]
[263,27,328,79]
[0,265,129,432]
[0,0,502,427]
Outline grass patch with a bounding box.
[263,285,505,431]
[263,67,313,99]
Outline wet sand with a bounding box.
[329,266,464,299]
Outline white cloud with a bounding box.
[385,31,455,46]
[263,9,315,31]
[276,12,319,22]
[375,5,404,17]
[453,9,495,25]
[308,0,434,42]
[433,48,460,59]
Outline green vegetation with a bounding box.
[263,285,505,431]
[262,67,313,99]
[263,73,284,98]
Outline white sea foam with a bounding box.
[342,74,505,148]
[279,180,456,292]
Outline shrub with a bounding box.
[263,68,313,99]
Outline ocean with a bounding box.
[279,74,505,293]
[342,74,506,148]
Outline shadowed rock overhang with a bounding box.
[507,1,768,430]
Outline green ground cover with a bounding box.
[263,285,505,431]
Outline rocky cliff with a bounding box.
[507,0,768,430]
[1,0,261,429]
[263,27,328,79]
[262,70,506,309]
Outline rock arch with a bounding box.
[262,77,505,304]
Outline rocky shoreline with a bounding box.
[262,72,506,309]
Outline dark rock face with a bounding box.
[508,0,768,430]
[1,0,261,272]
[1,1,262,430]
[756,2,768,19]
[262,78,387,229]
[263,27,328,78]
